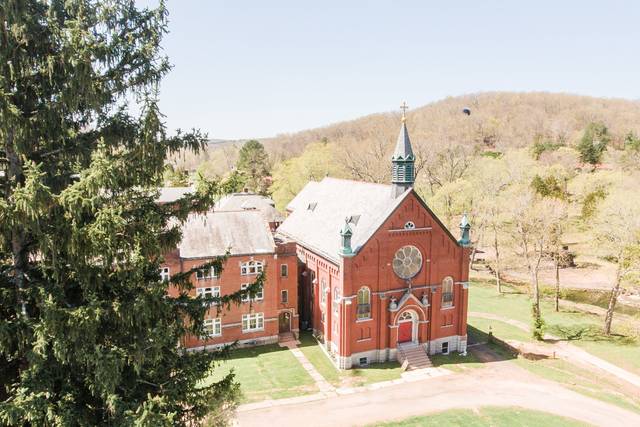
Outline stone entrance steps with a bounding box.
[397,342,432,370]
[278,332,298,345]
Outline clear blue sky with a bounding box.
[142,1,640,139]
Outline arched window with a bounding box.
[356,287,371,320]
[442,276,454,308]
[404,221,416,230]
[320,278,327,304]
[398,311,413,322]
[240,260,264,275]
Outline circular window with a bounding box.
[392,245,423,279]
[404,221,416,230]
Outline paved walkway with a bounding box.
[244,339,451,413]
[287,345,335,393]
[236,355,640,427]
[470,311,640,389]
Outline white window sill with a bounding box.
[441,305,455,310]
[357,337,372,342]
[356,318,373,323]
[442,324,454,328]
[241,328,264,334]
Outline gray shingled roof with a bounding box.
[277,177,410,263]
[158,187,194,203]
[216,193,284,222]
[392,122,415,161]
[178,210,275,258]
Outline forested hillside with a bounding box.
[179,92,640,323]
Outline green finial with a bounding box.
[459,213,471,247]
[339,218,354,256]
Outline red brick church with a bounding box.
[161,108,471,369]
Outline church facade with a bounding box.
[277,113,471,368]
[161,111,471,369]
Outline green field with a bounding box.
[201,344,318,403]
[468,280,640,375]
[298,332,403,387]
[512,356,640,414]
[371,406,589,426]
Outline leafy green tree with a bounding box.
[236,140,270,194]
[531,174,566,199]
[577,122,610,165]
[163,165,190,187]
[0,1,256,425]
[621,131,640,170]
[530,135,563,160]
[624,131,640,151]
[270,141,346,210]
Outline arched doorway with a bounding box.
[397,310,417,343]
[279,311,291,333]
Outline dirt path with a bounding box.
[236,352,640,427]
[470,311,640,389]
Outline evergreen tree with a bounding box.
[577,122,610,165]
[0,1,258,424]
[236,140,270,194]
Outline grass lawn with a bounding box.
[513,356,640,414]
[468,280,640,376]
[298,332,404,387]
[201,344,318,403]
[468,316,534,343]
[371,406,588,426]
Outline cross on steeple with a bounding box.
[400,101,409,122]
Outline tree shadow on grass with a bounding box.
[546,324,638,346]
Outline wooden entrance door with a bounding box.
[398,321,412,343]
[279,312,291,333]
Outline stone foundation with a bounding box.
[187,334,279,352]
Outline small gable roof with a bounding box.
[178,210,275,259]
[277,177,411,263]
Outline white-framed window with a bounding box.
[320,278,328,304]
[281,264,288,277]
[203,318,222,337]
[196,286,220,305]
[159,267,170,282]
[240,260,264,275]
[242,313,264,332]
[281,290,288,303]
[241,283,264,302]
[196,266,218,280]
[404,221,416,230]
[441,341,449,354]
[442,276,454,308]
[332,287,340,321]
[356,287,371,320]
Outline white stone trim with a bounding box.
[428,335,467,355]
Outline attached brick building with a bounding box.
[163,210,299,349]
[162,112,471,369]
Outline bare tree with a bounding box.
[509,191,566,339]
[593,187,640,335]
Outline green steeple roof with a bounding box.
[392,121,415,162]
[391,104,416,197]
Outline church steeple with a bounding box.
[391,102,416,198]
